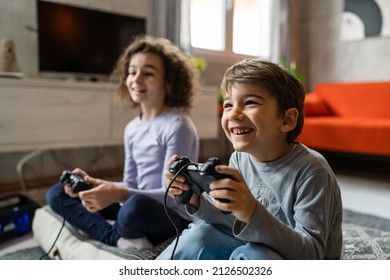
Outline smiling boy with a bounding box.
[157,58,343,260]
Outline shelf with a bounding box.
[0,79,218,152]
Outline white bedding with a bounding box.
[32,205,172,260]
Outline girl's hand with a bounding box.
[209,165,257,223]
[63,168,90,198]
[72,168,89,178]
[78,177,129,213]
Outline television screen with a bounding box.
[36,1,146,79]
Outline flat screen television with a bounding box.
[36,0,146,80]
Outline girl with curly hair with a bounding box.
[46,35,200,251]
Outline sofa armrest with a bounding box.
[304,92,332,116]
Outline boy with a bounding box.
[157,58,343,259]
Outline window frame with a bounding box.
[185,0,269,64]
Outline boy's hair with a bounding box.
[111,35,199,111]
[220,58,305,143]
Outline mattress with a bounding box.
[32,205,172,260]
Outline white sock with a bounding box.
[117,236,153,251]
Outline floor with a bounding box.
[1,165,390,257]
[337,171,390,220]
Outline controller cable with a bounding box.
[163,162,196,260]
[39,189,67,260]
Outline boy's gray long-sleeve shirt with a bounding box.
[187,143,343,259]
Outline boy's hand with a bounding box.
[164,155,200,208]
[209,165,257,223]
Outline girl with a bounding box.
[46,35,200,251]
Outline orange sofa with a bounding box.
[298,81,390,156]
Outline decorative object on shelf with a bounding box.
[0,38,21,76]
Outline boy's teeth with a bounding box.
[233,128,252,135]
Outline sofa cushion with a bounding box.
[314,82,390,118]
[304,93,332,116]
[299,117,390,156]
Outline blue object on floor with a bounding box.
[0,194,39,242]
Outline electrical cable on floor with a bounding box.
[16,149,45,193]
[14,146,108,194]
[49,146,107,174]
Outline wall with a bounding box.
[289,0,390,91]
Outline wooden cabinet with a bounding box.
[0,78,218,152]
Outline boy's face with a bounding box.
[221,84,292,162]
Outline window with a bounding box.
[185,0,273,62]
[190,0,225,51]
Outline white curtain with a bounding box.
[269,0,289,63]
[153,0,182,46]
[179,0,192,53]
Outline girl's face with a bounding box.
[126,52,166,110]
[221,84,290,162]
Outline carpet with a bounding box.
[341,209,390,260]
[343,209,390,232]
[1,209,389,260]
[0,246,50,260]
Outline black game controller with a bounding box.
[60,170,93,193]
[169,156,231,205]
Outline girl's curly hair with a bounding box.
[111,35,200,112]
